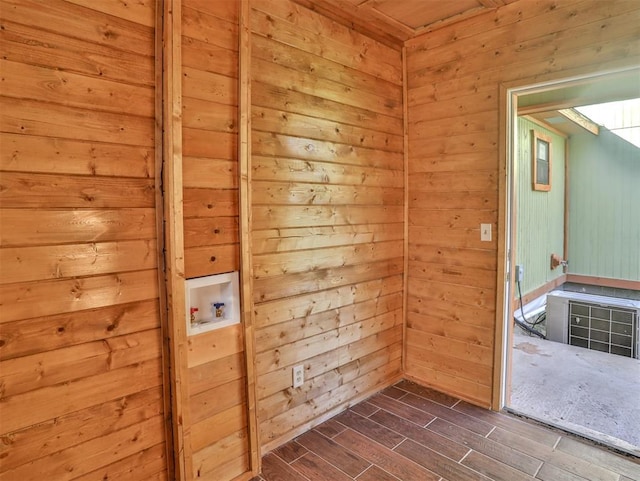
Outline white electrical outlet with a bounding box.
[480,223,492,242]
[515,264,524,283]
[292,364,304,388]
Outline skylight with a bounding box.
[575,99,640,148]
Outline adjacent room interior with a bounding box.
[0,1,638,480]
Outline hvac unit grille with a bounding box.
[569,301,637,358]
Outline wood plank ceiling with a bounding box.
[293,0,522,45]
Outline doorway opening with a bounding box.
[499,67,640,456]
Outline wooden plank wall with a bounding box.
[250,0,405,452]
[186,323,249,480]
[405,0,640,407]
[0,1,167,480]
[182,0,240,279]
[179,1,252,480]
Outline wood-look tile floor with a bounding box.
[253,380,640,481]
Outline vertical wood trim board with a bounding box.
[163,0,191,478]
[155,0,175,474]
[239,0,262,475]
[405,0,640,408]
[0,0,167,479]
[494,83,511,410]
[250,0,405,453]
[402,46,410,374]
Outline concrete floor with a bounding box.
[510,328,640,457]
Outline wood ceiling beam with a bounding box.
[477,0,506,7]
[557,108,600,135]
[414,6,489,35]
[519,102,577,115]
[522,115,569,139]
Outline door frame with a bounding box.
[492,66,640,411]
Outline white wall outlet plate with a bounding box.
[481,223,492,242]
[515,264,524,283]
[292,364,304,388]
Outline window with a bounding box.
[531,130,552,191]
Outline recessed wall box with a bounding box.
[185,271,241,336]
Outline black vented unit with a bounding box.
[569,301,637,358]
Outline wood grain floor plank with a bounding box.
[356,465,402,481]
[368,392,436,426]
[543,450,620,481]
[379,385,406,399]
[394,438,492,481]
[334,429,441,481]
[335,410,405,449]
[370,409,469,461]
[272,440,308,464]
[488,426,556,460]
[291,452,353,481]
[262,453,309,481]
[555,437,640,480]
[296,430,370,478]
[461,450,537,481]
[428,417,543,475]
[454,401,560,447]
[350,401,379,417]
[313,419,347,439]
[395,379,459,407]
[400,392,494,436]
[536,463,591,481]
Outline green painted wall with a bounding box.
[568,129,640,281]
[516,118,566,295]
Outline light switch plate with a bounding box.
[481,223,492,242]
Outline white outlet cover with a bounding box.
[292,365,304,388]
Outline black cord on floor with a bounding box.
[514,316,546,338]
[517,281,546,328]
[514,279,546,339]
